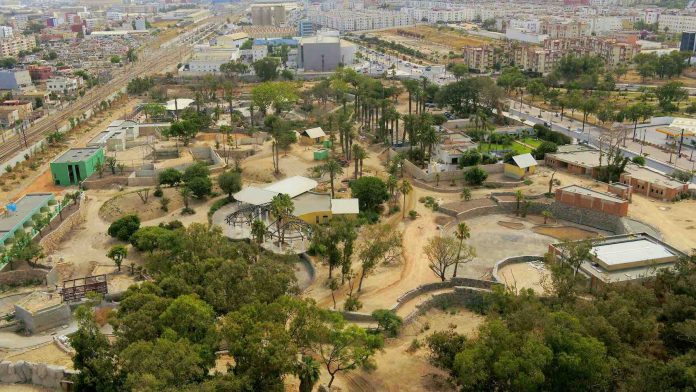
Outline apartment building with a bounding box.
[0,70,33,91]
[27,65,53,81]
[463,46,497,72]
[541,20,589,39]
[516,47,563,75]
[46,77,79,94]
[543,37,638,68]
[0,26,13,38]
[0,100,33,120]
[309,10,412,32]
[658,14,696,33]
[0,35,36,57]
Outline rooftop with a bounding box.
[302,127,326,139]
[592,238,676,269]
[52,147,101,164]
[264,176,318,198]
[301,35,340,44]
[331,198,359,214]
[294,192,331,217]
[0,193,54,236]
[15,291,63,314]
[558,185,626,203]
[547,148,600,168]
[623,164,686,189]
[511,153,537,169]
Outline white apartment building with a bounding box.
[187,47,240,73]
[46,77,79,94]
[658,14,696,33]
[508,19,542,33]
[643,9,661,25]
[585,16,624,34]
[506,27,548,44]
[309,10,412,32]
[0,26,13,38]
[403,8,476,23]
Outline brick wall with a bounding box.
[555,188,628,217]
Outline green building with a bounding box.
[50,147,104,186]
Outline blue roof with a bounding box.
[253,38,298,46]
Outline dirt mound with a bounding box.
[98,187,184,223]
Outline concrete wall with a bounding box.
[39,201,85,256]
[15,302,71,334]
[0,360,76,389]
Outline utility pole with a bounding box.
[678,128,685,156]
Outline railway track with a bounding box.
[0,35,192,165]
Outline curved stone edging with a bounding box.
[0,360,76,389]
[298,253,316,292]
[491,255,545,283]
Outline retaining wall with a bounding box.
[0,269,47,287]
[82,175,129,189]
[545,201,623,233]
[491,255,544,283]
[39,201,86,256]
[0,360,75,389]
[402,287,488,325]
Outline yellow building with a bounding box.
[504,153,537,179]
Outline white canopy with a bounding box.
[233,187,277,206]
[165,98,195,111]
[302,127,326,139]
[512,153,537,169]
[331,198,359,214]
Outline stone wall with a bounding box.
[0,269,47,287]
[0,359,76,389]
[82,176,129,190]
[545,201,623,233]
[491,255,544,283]
[402,287,488,325]
[39,201,86,257]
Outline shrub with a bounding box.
[158,168,182,187]
[534,124,571,145]
[371,309,403,337]
[130,225,173,252]
[532,141,558,159]
[408,210,418,219]
[458,149,482,168]
[464,166,488,185]
[208,197,232,221]
[670,169,692,183]
[153,186,163,197]
[183,162,210,183]
[159,196,170,212]
[218,170,242,199]
[187,176,212,198]
[426,330,468,370]
[631,156,646,166]
[344,296,363,311]
[107,215,140,241]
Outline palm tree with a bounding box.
[387,175,398,199]
[399,179,413,218]
[356,147,368,177]
[296,355,321,392]
[313,158,344,198]
[453,222,470,277]
[402,79,419,115]
[460,187,472,201]
[542,210,553,224]
[514,190,524,216]
[251,219,266,243]
[689,139,696,161]
[351,144,363,179]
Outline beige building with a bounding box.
[463,46,497,73]
[541,20,589,39]
[251,5,286,26]
[0,34,35,57]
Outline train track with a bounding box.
[0,35,193,165]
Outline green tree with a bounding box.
[313,158,344,198]
[464,166,488,185]
[350,176,389,213]
[107,245,128,272]
[399,179,412,218]
[70,307,122,392]
[108,215,141,242]
[371,309,403,337]
[297,355,321,392]
[218,170,242,199]
[252,57,280,81]
[158,168,182,187]
[655,82,688,113]
[270,193,295,244]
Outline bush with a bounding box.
[534,124,571,145]
[631,156,646,166]
[187,176,212,198]
[183,162,210,183]
[464,166,488,185]
[208,197,233,221]
[670,169,692,183]
[218,170,242,199]
[371,309,403,337]
[350,176,389,213]
[107,215,140,241]
[153,186,163,197]
[426,330,468,370]
[130,225,173,252]
[458,149,482,168]
[408,210,418,219]
[158,168,182,187]
[532,141,558,159]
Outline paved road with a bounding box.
[508,100,696,184]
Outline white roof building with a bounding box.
[331,198,359,214]
[264,176,319,198]
[165,98,195,111]
[301,127,326,139]
[511,153,537,169]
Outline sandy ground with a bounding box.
[98,187,185,223]
[326,307,484,392]
[3,342,73,369]
[498,262,548,295]
[0,385,52,391]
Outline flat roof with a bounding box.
[264,176,317,198]
[165,98,194,111]
[0,193,54,237]
[592,239,675,266]
[623,164,686,189]
[559,185,626,203]
[547,149,600,168]
[301,35,339,44]
[331,198,359,214]
[52,147,101,163]
[302,127,326,138]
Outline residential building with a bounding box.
[554,185,629,217]
[27,65,53,81]
[0,34,36,57]
[0,100,33,120]
[657,14,696,33]
[463,46,497,73]
[251,5,286,26]
[50,147,105,186]
[0,108,19,127]
[0,26,13,38]
[0,70,33,91]
[541,20,589,39]
[298,20,315,37]
[46,77,79,94]
[300,35,340,71]
[88,120,139,151]
[680,31,696,53]
[186,46,240,73]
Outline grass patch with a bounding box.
[520,137,542,148]
[478,142,532,154]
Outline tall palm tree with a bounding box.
[351,144,363,179]
[399,179,413,218]
[453,222,470,277]
[313,158,344,198]
[402,114,417,150]
[402,79,420,115]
